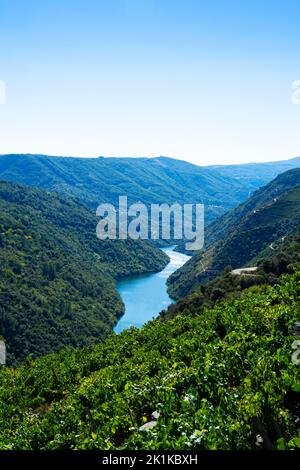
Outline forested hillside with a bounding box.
[204,168,300,248]
[1,154,299,226]
[0,181,168,365]
[168,169,300,298]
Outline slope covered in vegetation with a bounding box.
[0,268,299,450]
[164,225,300,322]
[168,169,300,298]
[1,154,299,227]
[0,181,168,365]
[204,168,300,248]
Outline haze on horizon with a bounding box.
[0,0,300,166]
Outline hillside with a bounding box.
[168,169,300,298]
[0,268,299,450]
[208,156,300,190]
[0,164,300,451]
[164,225,300,322]
[0,181,168,365]
[1,154,299,228]
[205,168,300,248]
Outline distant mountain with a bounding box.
[1,154,299,227]
[208,156,300,189]
[168,168,300,298]
[0,181,168,365]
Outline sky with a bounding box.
[0,0,300,165]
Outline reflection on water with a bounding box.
[114,246,191,333]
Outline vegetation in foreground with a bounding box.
[0,269,299,450]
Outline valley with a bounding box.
[2,0,300,456]
[0,181,168,365]
[0,156,299,451]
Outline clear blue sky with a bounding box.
[0,0,300,165]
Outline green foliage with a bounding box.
[0,181,168,365]
[0,153,286,226]
[1,162,300,450]
[169,170,300,298]
[165,225,300,322]
[0,270,299,450]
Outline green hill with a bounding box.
[205,167,300,248]
[1,154,299,228]
[164,225,300,323]
[1,166,300,450]
[0,181,168,365]
[0,267,299,450]
[168,169,300,298]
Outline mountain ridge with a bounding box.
[1,154,299,228]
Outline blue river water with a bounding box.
[114,247,191,333]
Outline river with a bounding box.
[114,247,191,333]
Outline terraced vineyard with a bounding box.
[0,269,299,449]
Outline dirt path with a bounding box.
[231,267,258,276]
